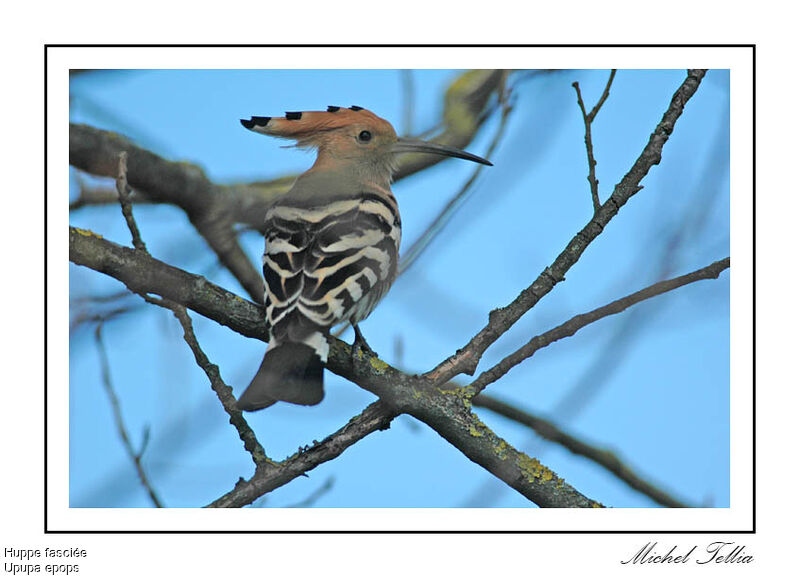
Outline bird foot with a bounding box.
[351,324,377,360]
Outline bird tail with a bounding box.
[237,342,325,411]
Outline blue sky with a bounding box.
[68,68,730,508]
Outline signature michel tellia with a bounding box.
[621,541,754,565]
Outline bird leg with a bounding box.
[351,324,376,360]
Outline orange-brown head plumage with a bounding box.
[241,105,492,186]
[242,106,394,155]
[242,106,400,183]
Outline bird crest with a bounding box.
[241,105,395,146]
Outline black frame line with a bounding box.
[52,43,754,534]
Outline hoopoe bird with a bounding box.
[236,106,492,411]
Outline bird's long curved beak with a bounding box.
[393,138,493,166]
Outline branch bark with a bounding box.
[473,394,691,508]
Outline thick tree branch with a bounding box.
[468,257,730,396]
[424,69,707,385]
[70,228,601,508]
[69,227,265,340]
[473,394,691,508]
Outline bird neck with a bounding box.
[309,149,394,190]
[291,165,395,205]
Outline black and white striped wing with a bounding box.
[261,211,315,343]
[262,194,401,355]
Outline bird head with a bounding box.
[241,106,491,182]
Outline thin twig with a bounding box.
[141,295,275,473]
[588,69,617,123]
[94,324,164,507]
[70,291,144,335]
[573,70,617,214]
[473,394,691,508]
[468,256,729,396]
[115,152,147,252]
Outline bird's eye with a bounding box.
[358,130,372,142]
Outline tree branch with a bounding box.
[208,401,397,508]
[573,69,616,213]
[424,69,707,385]
[468,257,730,396]
[69,227,265,340]
[473,394,691,508]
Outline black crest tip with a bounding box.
[242,116,270,129]
[327,106,341,112]
[349,105,364,111]
[285,111,303,120]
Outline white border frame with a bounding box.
[51,45,753,532]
